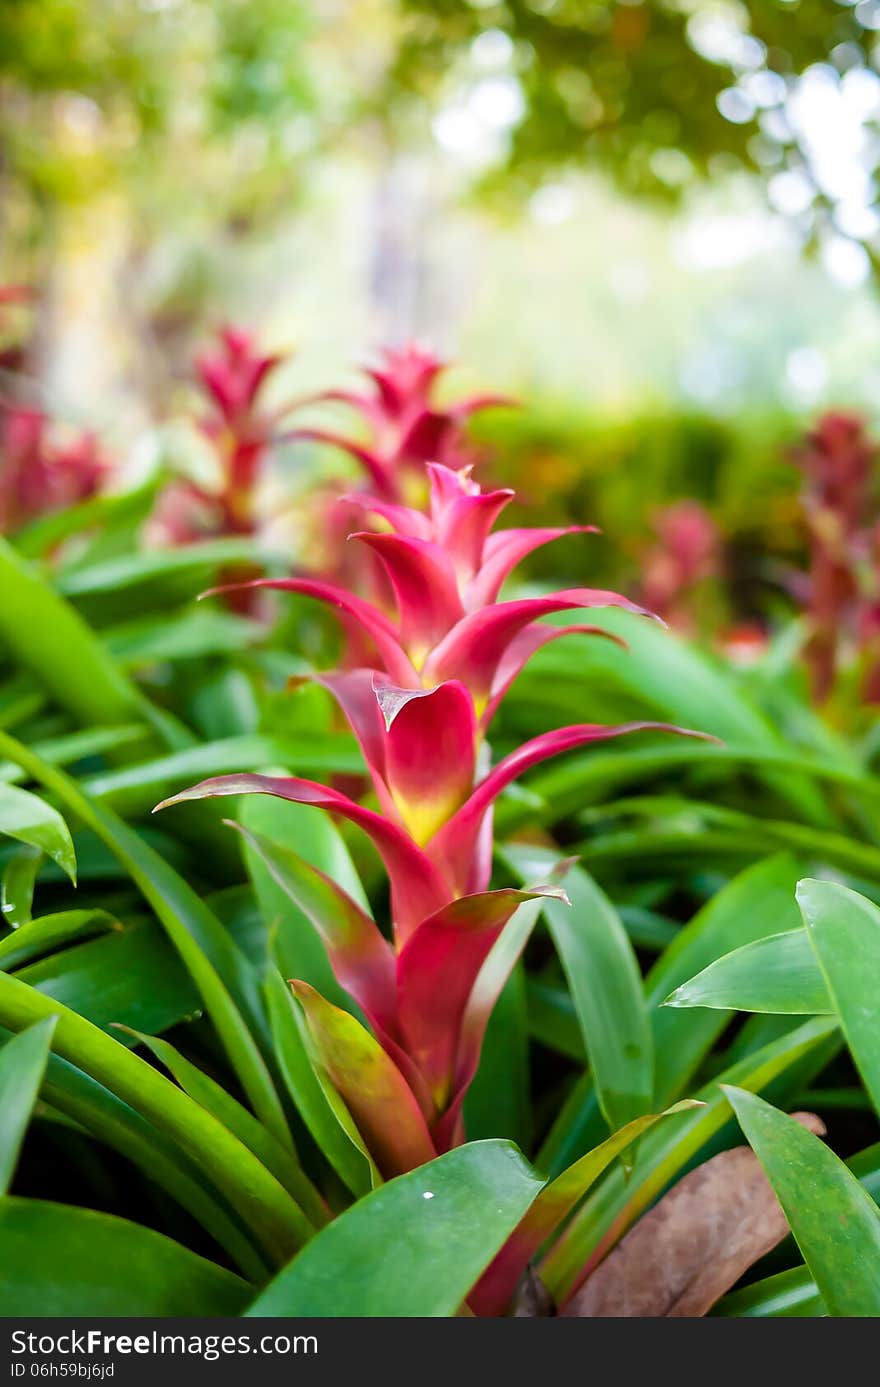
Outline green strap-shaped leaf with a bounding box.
[0,784,75,883]
[0,1019,57,1194]
[798,878,880,1119]
[664,929,832,1014]
[77,734,360,818]
[509,607,829,824]
[0,537,142,728]
[0,910,120,973]
[0,1198,249,1316]
[0,730,288,1148]
[464,963,531,1148]
[539,854,804,1176]
[0,971,313,1266]
[54,537,272,596]
[0,725,148,787]
[119,1026,328,1227]
[725,1085,880,1317]
[245,1141,544,1317]
[23,1042,269,1281]
[540,1016,839,1303]
[646,853,805,1106]
[14,475,159,560]
[503,843,651,1143]
[712,1265,825,1318]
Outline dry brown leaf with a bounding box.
[561,1111,826,1318]
[512,1267,556,1317]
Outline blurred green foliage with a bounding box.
[0,0,314,226]
[473,401,803,610]
[392,0,873,188]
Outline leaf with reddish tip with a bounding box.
[561,1113,826,1318]
[340,492,431,540]
[434,858,577,1151]
[483,623,627,727]
[429,723,706,894]
[153,772,450,939]
[378,680,477,847]
[290,981,437,1179]
[200,577,417,685]
[471,1101,702,1316]
[469,530,601,606]
[425,595,635,709]
[351,532,464,663]
[315,669,392,811]
[396,887,567,1110]
[226,820,398,1038]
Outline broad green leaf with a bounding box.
[0,537,142,728]
[0,971,314,1266]
[245,1141,544,1317]
[0,784,75,882]
[540,1016,839,1303]
[725,1085,880,1317]
[798,879,880,1119]
[664,929,832,1015]
[0,1198,249,1316]
[0,731,289,1148]
[0,1019,56,1194]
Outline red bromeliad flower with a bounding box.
[640,500,720,632]
[791,410,877,703]
[290,342,513,502]
[199,461,653,715]
[156,454,705,1171]
[152,326,288,544]
[0,406,107,533]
